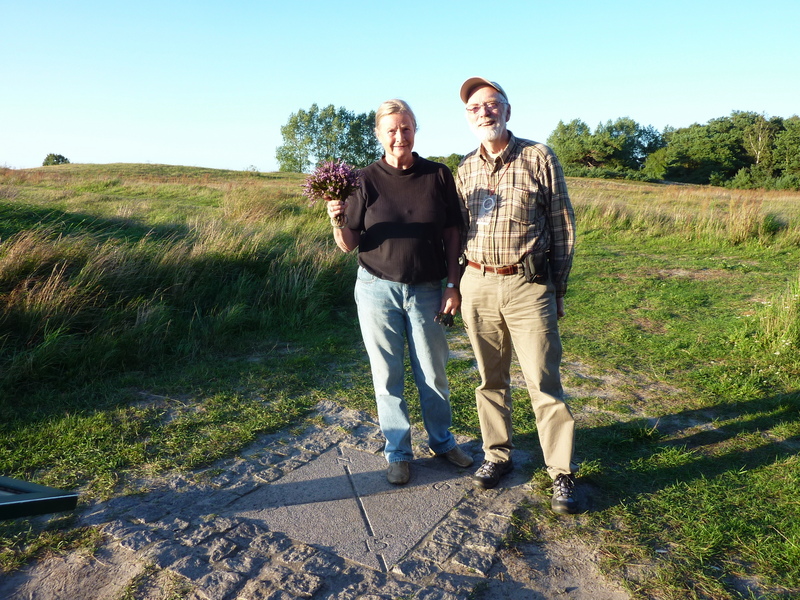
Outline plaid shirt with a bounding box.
[456,132,575,297]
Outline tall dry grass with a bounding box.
[0,166,351,393]
[568,178,800,246]
[3,167,799,394]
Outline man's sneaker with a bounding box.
[440,445,474,468]
[387,461,410,485]
[472,459,513,489]
[551,473,578,514]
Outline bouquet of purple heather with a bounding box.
[302,160,361,227]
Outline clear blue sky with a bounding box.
[2,0,798,172]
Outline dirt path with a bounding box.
[1,513,630,600]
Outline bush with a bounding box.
[772,174,800,191]
[725,166,800,191]
[42,154,70,166]
[562,164,657,183]
[426,153,464,175]
[623,170,654,182]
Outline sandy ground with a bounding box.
[0,532,631,600]
[476,538,630,600]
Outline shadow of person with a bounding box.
[543,390,800,512]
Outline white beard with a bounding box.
[471,121,505,143]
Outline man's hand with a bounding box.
[440,287,461,317]
[556,296,566,319]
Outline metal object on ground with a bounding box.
[0,476,78,520]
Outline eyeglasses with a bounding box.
[465,101,506,114]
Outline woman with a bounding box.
[327,99,472,485]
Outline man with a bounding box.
[456,77,578,514]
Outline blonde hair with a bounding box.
[374,99,418,132]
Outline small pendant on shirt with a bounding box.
[478,195,496,222]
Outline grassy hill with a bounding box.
[1,164,799,598]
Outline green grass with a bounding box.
[2,164,800,598]
[509,181,800,598]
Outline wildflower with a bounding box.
[302,161,361,227]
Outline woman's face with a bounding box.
[376,113,416,168]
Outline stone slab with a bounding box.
[227,445,472,571]
[10,401,551,599]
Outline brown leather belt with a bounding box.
[467,260,522,275]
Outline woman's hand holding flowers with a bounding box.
[302,161,360,228]
[325,196,347,227]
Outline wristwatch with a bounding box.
[446,282,458,289]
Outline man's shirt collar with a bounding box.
[479,132,517,169]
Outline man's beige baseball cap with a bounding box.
[459,77,508,103]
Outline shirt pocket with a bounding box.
[506,185,540,226]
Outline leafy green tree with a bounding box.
[549,118,664,173]
[642,146,669,180]
[594,118,666,171]
[662,123,720,183]
[637,124,667,165]
[740,113,779,171]
[545,109,796,188]
[342,109,384,168]
[427,153,464,175]
[662,115,750,184]
[592,117,643,170]
[276,105,315,172]
[276,104,382,172]
[773,116,800,176]
[547,119,594,167]
[42,153,70,166]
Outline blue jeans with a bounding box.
[354,267,456,463]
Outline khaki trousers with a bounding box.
[460,267,576,478]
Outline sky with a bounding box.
[2,0,798,173]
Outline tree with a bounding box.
[427,153,464,175]
[740,113,779,170]
[662,115,750,184]
[636,125,667,166]
[548,118,664,173]
[42,153,70,166]
[276,104,382,172]
[591,117,642,170]
[591,118,666,171]
[642,146,669,180]
[773,116,800,175]
[544,109,797,188]
[547,119,594,167]
[342,109,383,168]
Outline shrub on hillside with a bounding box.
[42,154,70,166]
